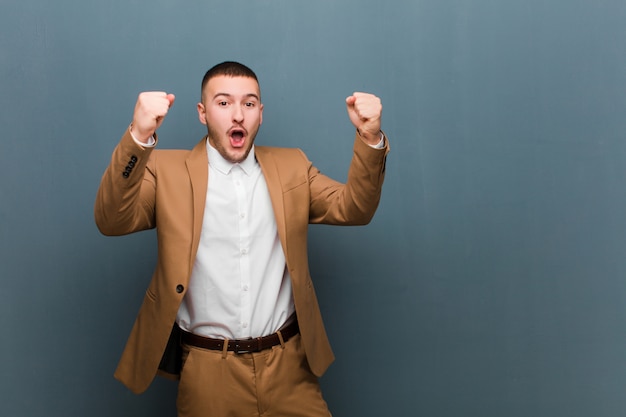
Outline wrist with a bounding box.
[357,128,383,146]
[129,123,152,144]
[129,124,156,147]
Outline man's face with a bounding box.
[197,75,263,163]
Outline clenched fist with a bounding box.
[130,92,176,143]
[345,92,382,146]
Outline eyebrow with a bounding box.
[212,93,260,101]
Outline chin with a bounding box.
[228,152,247,163]
[233,147,252,160]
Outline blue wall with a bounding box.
[1,1,625,416]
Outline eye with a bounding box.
[218,101,228,106]
[244,102,255,107]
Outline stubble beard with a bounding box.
[207,126,258,164]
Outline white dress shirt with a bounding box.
[176,140,295,339]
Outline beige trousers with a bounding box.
[177,333,332,417]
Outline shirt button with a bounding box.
[242,322,248,328]
[242,284,249,291]
[241,248,248,255]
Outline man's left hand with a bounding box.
[345,92,383,146]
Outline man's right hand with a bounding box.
[130,92,176,144]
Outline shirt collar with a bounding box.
[206,137,257,176]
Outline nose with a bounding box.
[232,104,244,123]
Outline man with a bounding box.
[95,61,389,416]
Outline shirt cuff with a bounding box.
[129,125,156,147]
[368,132,385,149]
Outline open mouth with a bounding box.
[229,128,246,148]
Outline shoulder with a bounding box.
[151,148,191,160]
[145,148,195,177]
[151,136,206,163]
[256,145,308,163]
[255,146,312,185]
[148,149,192,166]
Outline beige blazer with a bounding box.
[95,130,389,394]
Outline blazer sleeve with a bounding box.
[308,131,389,225]
[94,129,158,236]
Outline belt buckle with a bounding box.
[233,337,263,354]
[232,340,252,354]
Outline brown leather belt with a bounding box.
[181,318,299,354]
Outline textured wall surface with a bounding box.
[1,1,625,416]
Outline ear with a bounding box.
[259,103,264,126]
[197,102,207,125]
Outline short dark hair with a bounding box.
[201,61,259,100]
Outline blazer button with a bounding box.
[130,155,138,163]
[176,285,184,294]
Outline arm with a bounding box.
[94,92,175,235]
[309,93,389,225]
[94,129,157,235]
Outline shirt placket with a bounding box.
[232,167,252,338]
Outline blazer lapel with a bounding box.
[186,137,209,267]
[256,147,288,258]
